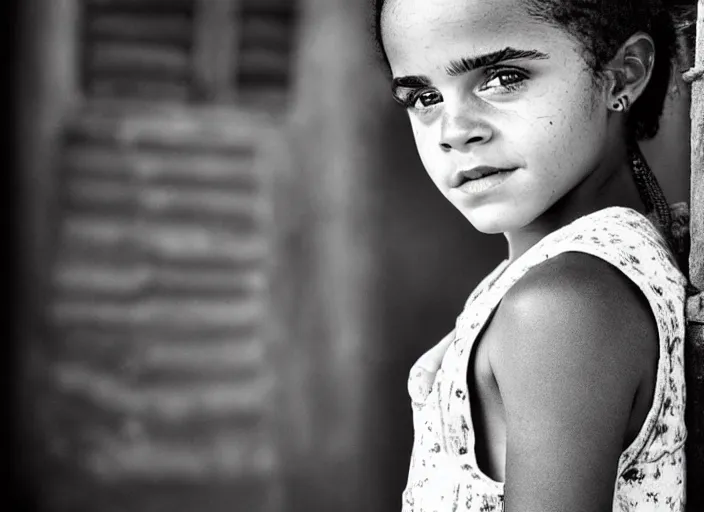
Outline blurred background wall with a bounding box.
[11,1,693,512]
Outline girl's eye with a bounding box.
[411,89,443,109]
[481,69,528,93]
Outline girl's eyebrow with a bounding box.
[390,47,549,99]
[445,47,549,76]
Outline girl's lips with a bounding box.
[452,166,517,188]
[453,169,516,195]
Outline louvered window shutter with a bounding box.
[47,104,281,510]
[80,0,299,105]
[235,0,299,106]
[81,0,197,101]
[37,1,300,509]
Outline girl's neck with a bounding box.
[504,143,646,262]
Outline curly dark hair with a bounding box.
[372,0,678,140]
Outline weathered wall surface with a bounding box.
[685,1,703,509]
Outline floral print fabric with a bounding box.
[402,207,688,511]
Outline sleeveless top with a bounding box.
[402,207,688,512]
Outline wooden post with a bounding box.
[690,3,704,288]
[14,0,81,493]
[270,0,388,510]
[191,0,239,102]
[686,1,704,509]
[15,0,80,329]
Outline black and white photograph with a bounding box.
[10,0,704,511]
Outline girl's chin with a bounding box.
[466,220,509,235]
[458,205,532,235]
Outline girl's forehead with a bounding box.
[382,0,564,71]
[383,0,530,33]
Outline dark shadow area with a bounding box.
[9,0,40,509]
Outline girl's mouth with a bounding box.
[453,166,517,187]
[453,168,517,195]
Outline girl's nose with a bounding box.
[438,110,493,152]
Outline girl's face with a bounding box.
[382,0,616,234]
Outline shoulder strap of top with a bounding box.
[502,206,685,286]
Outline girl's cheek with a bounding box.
[410,114,433,138]
[411,121,422,141]
[412,126,435,160]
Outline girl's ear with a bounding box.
[604,32,656,110]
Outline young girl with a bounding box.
[373,0,689,510]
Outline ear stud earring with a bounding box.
[612,96,630,112]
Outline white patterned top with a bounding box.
[402,207,688,511]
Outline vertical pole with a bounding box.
[15,0,81,333]
[686,1,704,509]
[14,0,80,504]
[191,0,239,102]
[689,2,704,290]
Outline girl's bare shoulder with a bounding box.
[493,250,658,362]
[489,251,659,510]
[488,249,659,429]
[489,250,658,427]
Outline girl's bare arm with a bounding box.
[492,252,658,512]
